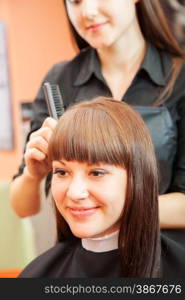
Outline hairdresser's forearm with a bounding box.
[9,169,42,218]
[159,192,185,228]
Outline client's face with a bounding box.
[51,159,127,238]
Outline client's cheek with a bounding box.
[54,200,66,220]
[51,190,65,214]
[51,183,64,201]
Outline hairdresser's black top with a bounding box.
[19,234,185,278]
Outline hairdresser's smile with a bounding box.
[85,21,108,32]
[52,160,127,238]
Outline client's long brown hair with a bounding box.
[48,97,161,278]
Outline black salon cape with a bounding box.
[19,234,185,278]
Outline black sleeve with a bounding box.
[12,61,68,180]
[169,96,185,194]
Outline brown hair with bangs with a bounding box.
[48,97,161,278]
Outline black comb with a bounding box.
[43,82,64,120]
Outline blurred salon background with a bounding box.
[0,0,184,277]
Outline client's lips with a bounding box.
[68,206,99,218]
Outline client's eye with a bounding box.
[90,169,107,177]
[53,169,68,177]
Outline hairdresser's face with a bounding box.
[65,0,140,49]
[52,160,127,238]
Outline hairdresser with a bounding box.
[10,0,185,244]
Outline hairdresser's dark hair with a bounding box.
[48,97,161,278]
[63,0,185,105]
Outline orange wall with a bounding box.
[0,0,75,181]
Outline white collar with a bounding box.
[81,230,119,253]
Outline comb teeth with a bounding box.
[43,82,65,120]
[50,84,65,117]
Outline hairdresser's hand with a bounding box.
[23,117,57,181]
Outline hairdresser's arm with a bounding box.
[10,117,57,218]
[10,170,43,217]
[159,193,185,228]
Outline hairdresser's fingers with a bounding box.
[29,117,57,143]
[42,117,57,130]
[26,136,48,155]
[24,148,46,162]
[29,127,53,144]
[24,149,51,180]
